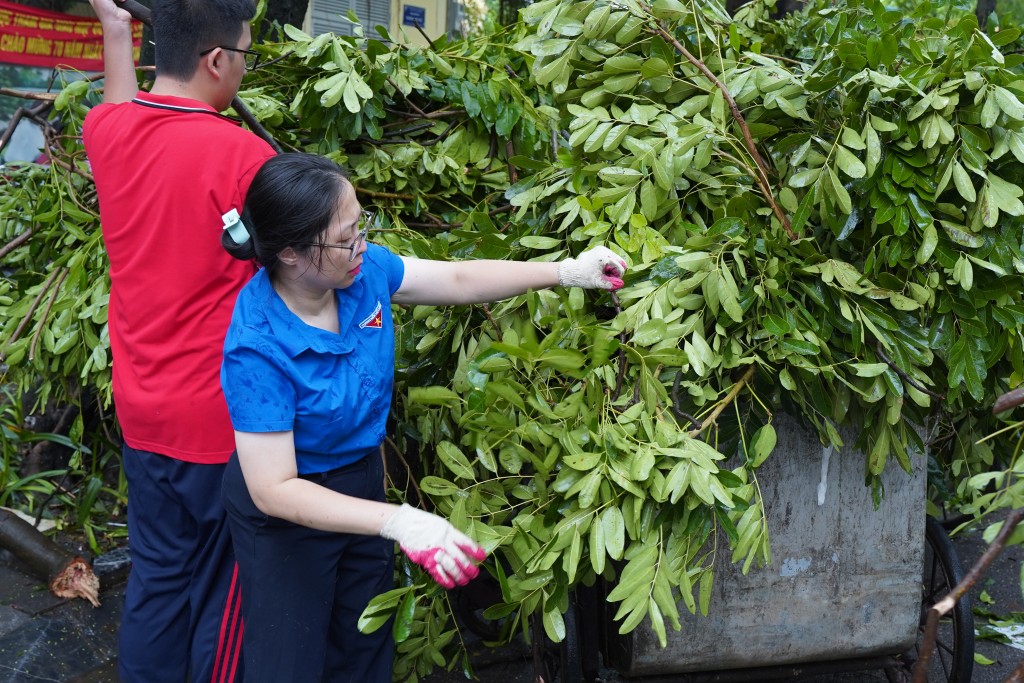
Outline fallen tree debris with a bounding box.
[0,508,100,607]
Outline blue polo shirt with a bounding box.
[221,244,405,475]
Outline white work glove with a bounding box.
[557,246,628,290]
[379,504,486,589]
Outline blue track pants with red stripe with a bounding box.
[119,444,244,683]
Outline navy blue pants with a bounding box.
[119,445,243,683]
[222,451,395,683]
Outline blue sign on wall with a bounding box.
[402,5,427,27]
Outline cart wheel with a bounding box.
[898,516,975,683]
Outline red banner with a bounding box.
[0,0,142,71]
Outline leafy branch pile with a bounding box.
[2,0,1024,677]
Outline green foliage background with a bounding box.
[3,0,1024,677]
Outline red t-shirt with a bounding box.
[83,92,275,464]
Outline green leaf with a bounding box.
[948,335,986,401]
[393,591,417,642]
[827,167,853,214]
[421,476,461,496]
[834,145,866,179]
[408,386,462,405]
[598,166,645,185]
[698,570,713,616]
[864,123,881,176]
[603,506,625,560]
[437,441,476,481]
[952,162,976,203]
[995,86,1024,120]
[763,314,793,335]
[748,424,777,467]
[634,319,669,346]
[780,338,819,356]
[520,236,562,249]
[590,510,607,574]
[986,174,1024,217]
[542,604,566,642]
[789,167,821,188]
[651,0,687,21]
[564,452,602,470]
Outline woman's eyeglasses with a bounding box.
[301,211,374,262]
[199,46,261,71]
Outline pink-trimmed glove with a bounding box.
[379,504,487,589]
[557,246,628,290]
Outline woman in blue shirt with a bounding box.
[219,152,626,683]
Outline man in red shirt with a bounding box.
[83,1,274,680]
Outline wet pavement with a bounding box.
[0,523,1019,683]
[0,547,127,683]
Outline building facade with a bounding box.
[303,0,469,46]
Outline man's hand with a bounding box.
[89,0,132,27]
[558,246,628,290]
[380,504,487,589]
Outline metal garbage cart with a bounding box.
[559,414,974,683]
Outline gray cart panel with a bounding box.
[614,415,927,676]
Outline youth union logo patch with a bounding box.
[359,301,383,329]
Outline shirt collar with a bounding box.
[132,92,219,114]
[252,270,358,358]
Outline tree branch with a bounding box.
[1,267,61,357]
[0,228,34,262]
[689,366,757,438]
[876,342,944,400]
[913,509,1024,683]
[29,268,70,362]
[639,7,795,240]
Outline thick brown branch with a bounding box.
[0,107,27,154]
[0,88,57,101]
[0,509,100,607]
[994,387,1024,414]
[913,509,1024,683]
[642,13,795,240]
[506,140,518,185]
[689,366,757,438]
[0,228,34,262]
[412,20,433,46]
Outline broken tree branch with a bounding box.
[0,508,100,607]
